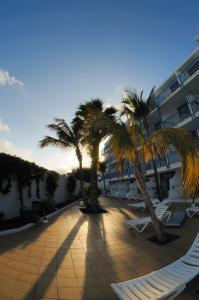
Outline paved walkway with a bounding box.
[0,196,199,299]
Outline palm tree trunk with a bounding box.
[134,161,165,241]
[90,141,100,210]
[102,174,107,194]
[151,159,163,201]
[144,121,163,201]
[76,148,85,197]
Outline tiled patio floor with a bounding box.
[0,196,199,299]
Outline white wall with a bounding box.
[0,181,20,219]
[0,174,77,220]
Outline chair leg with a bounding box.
[134,222,149,232]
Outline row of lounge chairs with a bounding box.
[111,196,199,299]
[111,231,199,300]
[107,190,140,200]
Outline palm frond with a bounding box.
[143,128,199,197]
[39,136,74,150]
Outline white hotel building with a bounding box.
[103,47,199,200]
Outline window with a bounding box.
[177,103,190,121]
[170,80,180,93]
[187,59,199,76]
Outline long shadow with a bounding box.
[81,213,117,299]
[23,214,86,300]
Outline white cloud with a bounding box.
[0,119,10,133]
[0,69,24,88]
[0,139,31,160]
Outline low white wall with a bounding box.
[0,174,79,220]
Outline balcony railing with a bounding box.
[164,97,199,128]
[164,109,190,127]
[191,97,199,113]
[145,158,166,171]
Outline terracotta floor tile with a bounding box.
[0,197,199,299]
[58,287,82,300]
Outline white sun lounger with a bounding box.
[186,206,199,217]
[128,198,160,210]
[111,232,199,300]
[124,204,171,232]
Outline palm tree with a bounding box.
[73,99,116,211]
[122,88,163,201]
[95,114,199,241]
[39,118,85,200]
[99,161,107,194]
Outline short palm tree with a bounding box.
[95,114,199,241]
[39,118,85,199]
[122,88,163,201]
[99,161,107,194]
[74,99,116,211]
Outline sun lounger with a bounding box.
[124,204,171,232]
[111,232,199,300]
[186,206,199,217]
[128,198,160,210]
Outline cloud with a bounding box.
[0,119,10,133]
[0,69,24,88]
[0,139,31,160]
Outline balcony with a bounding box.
[164,96,199,128]
[145,158,166,172]
[164,107,190,127]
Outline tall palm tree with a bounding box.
[39,118,85,199]
[73,99,116,211]
[99,161,107,194]
[122,88,163,201]
[95,113,199,241]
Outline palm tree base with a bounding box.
[80,203,107,214]
[147,233,179,246]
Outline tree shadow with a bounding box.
[23,214,86,300]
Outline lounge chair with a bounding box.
[124,203,171,232]
[186,206,199,217]
[111,232,199,300]
[128,198,160,210]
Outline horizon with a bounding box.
[0,0,199,172]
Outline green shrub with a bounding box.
[46,172,59,199]
[22,209,40,224]
[68,174,76,195]
[39,199,55,215]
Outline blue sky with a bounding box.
[0,0,199,171]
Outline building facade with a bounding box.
[103,47,199,200]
